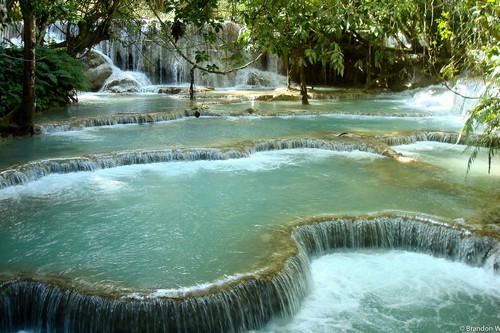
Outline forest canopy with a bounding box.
[0,0,498,170]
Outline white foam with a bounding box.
[257,250,500,332]
[0,149,380,201]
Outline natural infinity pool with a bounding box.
[1,147,493,289]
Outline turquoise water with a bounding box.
[35,93,194,121]
[0,88,498,331]
[0,115,464,169]
[0,147,495,288]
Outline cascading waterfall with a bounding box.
[0,148,246,189]
[1,130,494,189]
[0,215,498,333]
[450,79,487,115]
[96,21,282,87]
[1,28,498,332]
[291,216,498,267]
[376,131,464,146]
[0,137,404,189]
[36,110,190,134]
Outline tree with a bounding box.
[445,0,499,173]
[0,0,137,136]
[240,0,346,104]
[0,0,38,135]
[145,0,262,100]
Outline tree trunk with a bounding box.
[1,0,36,136]
[365,44,374,89]
[299,65,309,105]
[189,66,195,100]
[285,56,291,90]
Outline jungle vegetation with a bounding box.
[0,0,498,171]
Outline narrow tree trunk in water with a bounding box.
[299,65,309,105]
[285,56,291,90]
[189,67,195,100]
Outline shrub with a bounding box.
[0,46,88,117]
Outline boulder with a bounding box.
[101,74,143,93]
[86,64,114,92]
[82,51,113,92]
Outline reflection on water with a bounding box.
[35,93,194,121]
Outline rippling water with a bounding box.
[1,86,498,332]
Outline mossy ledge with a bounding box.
[1,213,498,333]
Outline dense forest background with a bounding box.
[0,0,498,168]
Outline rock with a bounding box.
[157,87,184,94]
[101,75,143,93]
[81,51,113,92]
[271,94,300,101]
[86,64,114,92]
[255,95,274,101]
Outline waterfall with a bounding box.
[96,21,283,88]
[250,138,378,155]
[410,80,487,116]
[291,216,498,268]
[0,137,402,189]
[0,242,312,333]
[0,214,497,333]
[0,148,247,189]
[376,130,483,147]
[451,79,487,115]
[376,131,461,146]
[36,110,189,133]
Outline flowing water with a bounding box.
[256,249,500,333]
[0,85,499,332]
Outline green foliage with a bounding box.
[0,46,87,117]
[0,49,23,116]
[450,0,500,173]
[461,97,499,174]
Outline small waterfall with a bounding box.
[451,79,486,115]
[291,215,498,268]
[0,242,312,333]
[250,138,376,155]
[249,137,402,159]
[89,50,153,93]
[377,131,460,146]
[376,130,483,147]
[0,214,497,333]
[0,148,247,189]
[0,137,403,189]
[36,110,189,133]
[409,80,486,115]
[0,22,23,45]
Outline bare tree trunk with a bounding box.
[189,66,195,100]
[18,1,36,132]
[285,56,291,90]
[365,44,374,89]
[299,65,309,105]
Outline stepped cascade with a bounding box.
[0,25,499,332]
